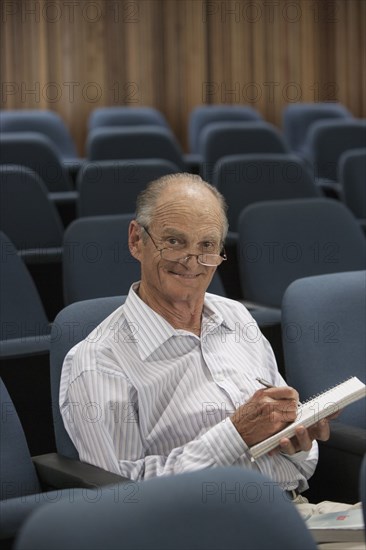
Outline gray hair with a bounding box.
[135,173,228,244]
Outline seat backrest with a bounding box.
[88,106,169,131]
[281,271,366,429]
[15,466,316,550]
[213,154,319,232]
[0,231,49,338]
[51,296,126,458]
[189,105,262,154]
[282,102,352,153]
[0,165,64,250]
[0,378,41,499]
[200,121,289,182]
[338,148,366,219]
[63,214,140,305]
[237,198,366,307]
[87,126,186,170]
[0,109,77,160]
[304,119,366,182]
[77,159,181,217]
[0,132,73,192]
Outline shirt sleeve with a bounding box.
[61,352,249,481]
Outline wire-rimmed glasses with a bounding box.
[142,226,227,267]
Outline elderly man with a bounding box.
[60,173,353,516]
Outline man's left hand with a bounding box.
[278,419,331,455]
[276,410,341,455]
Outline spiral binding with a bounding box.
[299,376,354,407]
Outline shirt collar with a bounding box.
[122,283,234,360]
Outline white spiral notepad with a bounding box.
[249,376,366,461]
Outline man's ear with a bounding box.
[128,220,143,260]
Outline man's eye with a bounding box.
[203,242,215,250]
[167,238,180,246]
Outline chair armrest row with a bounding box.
[32,453,129,489]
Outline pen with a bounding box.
[256,377,302,405]
[256,377,275,389]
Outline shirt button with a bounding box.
[216,375,225,383]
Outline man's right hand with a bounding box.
[230,386,299,447]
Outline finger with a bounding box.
[278,437,297,455]
[326,410,342,420]
[262,386,299,402]
[259,404,297,426]
[310,418,331,441]
[294,425,313,451]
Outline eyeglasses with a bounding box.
[142,226,227,267]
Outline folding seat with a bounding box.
[77,159,181,217]
[0,165,63,263]
[282,271,366,503]
[282,102,352,153]
[49,295,127,460]
[0,378,85,545]
[0,165,65,318]
[188,104,262,157]
[88,106,169,131]
[0,109,78,162]
[212,153,319,245]
[0,133,78,226]
[199,121,289,182]
[211,153,319,323]
[87,126,187,171]
[0,230,54,455]
[0,374,123,546]
[0,109,82,181]
[9,297,127,522]
[15,466,317,550]
[302,119,366,197]
[62,214,139,305]
[338,148,366,231]
[0,231,51,359]
[0,133,73,193]
[237,198,366,316]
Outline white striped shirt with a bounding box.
[60,284,318,491]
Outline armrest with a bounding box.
[0,336,50,359]
[19,248,63,265]
[32,453,129,489]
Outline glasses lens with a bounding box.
[199,254,223,266]
[161,250,226,266]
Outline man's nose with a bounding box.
[179,254,199,265]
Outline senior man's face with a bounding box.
[130,184,224,307]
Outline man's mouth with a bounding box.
[168,271,201,279]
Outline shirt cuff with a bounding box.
[202,418,248,466]
[280,449,311,462]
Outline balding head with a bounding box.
[135,173,228,245]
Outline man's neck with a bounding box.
[136,284,204,337]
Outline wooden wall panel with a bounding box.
[1,0,365,155]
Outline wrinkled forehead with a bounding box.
[151,185,224,237]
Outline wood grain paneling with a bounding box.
[1,0,365,155]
